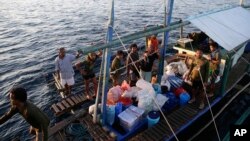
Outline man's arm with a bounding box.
[75,61,86,75]
[55,58,60,80]
[96,49,103,57]
[0,106,18,125]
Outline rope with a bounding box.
[197,68,221,141]
[111,26,142,78]
[108,50,159,74]
[111,25,180,141]
[188,80,250,141]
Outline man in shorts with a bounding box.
[55,47,81,95]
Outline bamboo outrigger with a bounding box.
[49,0,250,141]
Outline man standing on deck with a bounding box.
[75,50,102,99]
[55,47,81,95]
[126,43,140,86]
[207,42,221,97]
[187,49,209,109]
[0,87,50,141]
[139,45,159,82]
[111,50,124,86]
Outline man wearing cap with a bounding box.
[76,50,102,99]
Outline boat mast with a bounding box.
[101,0,115,125]
[157,0,175,82]
[240,0,244,6]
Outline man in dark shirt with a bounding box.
[0,87,50,141]
[207,42,221,97]
[126,43,140,85]
[76,50,102,99]
[139,45,159,82]
[111,50,124,86]
[187,49,209,109]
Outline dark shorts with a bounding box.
[192,80,203,90]
[82,73,95,80]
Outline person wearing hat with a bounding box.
[0,87,50,141]
[76,50,102,99]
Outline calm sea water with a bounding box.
[0,0,243,140]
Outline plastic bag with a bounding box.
[137,89,154,113]
[136,79,154,92]
[122,87,141,98]
[107,86,122,105]
[121,80,131,91]
[153,94,169,111]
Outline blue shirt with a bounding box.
[55,54,76,79]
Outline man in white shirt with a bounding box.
[55,47,81,95]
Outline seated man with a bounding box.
[0,87,50,141]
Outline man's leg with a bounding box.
[29,127,42,141]
[85,79,90,98]
[198,81,205,109]
[92,77,98,97]
[67,77,75,95]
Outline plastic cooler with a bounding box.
[118,105,145,132]
[147,111,160,127]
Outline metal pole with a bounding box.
[157,0,175,83]
[180,19,183,39]
[93,52,105,123]
[101,0,114,126]
[240,0,244,6]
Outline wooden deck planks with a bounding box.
[51,104,60,113]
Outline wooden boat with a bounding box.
[48,0,250,141]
